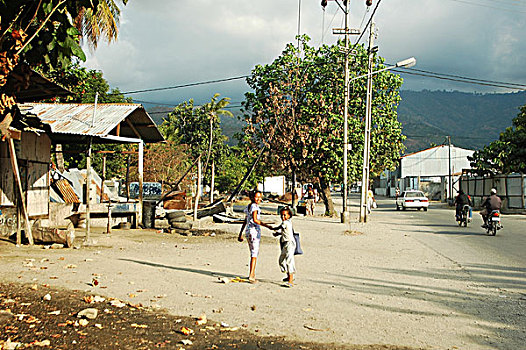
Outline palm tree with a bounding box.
[75,0,129,49]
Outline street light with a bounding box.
[349,57,416,84]
[355,56,416,222]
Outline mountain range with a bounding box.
[146,90,526,154]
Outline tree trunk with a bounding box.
[318,178,336,217]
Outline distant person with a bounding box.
[395,187,400,198]
[480,188,502,228]
[454,189,472,221]
[270,206,296,287]
[304,185,316,216]
[238,190,271,283]
[366,187,376,214]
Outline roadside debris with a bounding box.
[77,308,98,320]
[195,314,207,325]
[303,324,330,332]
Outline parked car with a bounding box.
[396,190,429,211]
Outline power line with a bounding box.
[116,75,249,96]
[402,67,526,89]
[445,0,526,13]
[404,134,493,140]
[393,68,526,90]
[349,0,382,52]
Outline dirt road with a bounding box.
[1,199,523,349]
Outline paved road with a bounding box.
[372,196,526,294]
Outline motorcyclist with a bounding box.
[480,188,502,228]
[454,189,471,222]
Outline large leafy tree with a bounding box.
[0,0,129,136]
[469,103,526,174]
[160,94,233,187]
[1,0,100,135]
[47,63,131,103]
[242,36,405,215]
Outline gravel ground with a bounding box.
[0,199,523,349]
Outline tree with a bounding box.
[160,94,233,188]
[46,63,131,103]
[1,0,102,136]
[0,0,128,136]
[242,36,405,215]
[142,141,192,191]
[75,0,129,50]
[214,146,261,193]
[469,104,526,174]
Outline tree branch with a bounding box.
[16,0,66,56]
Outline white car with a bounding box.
[396,190,429,211]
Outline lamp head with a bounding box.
[395,57,416,68]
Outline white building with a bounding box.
[400,145,475,200]
[376,145,475,201]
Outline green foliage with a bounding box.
[214,146,259,193]
[242,36,405,212]
[469,103,526,174]
[0,0,100,73]
[160,94,233,184]
[399,90,525,153]
[46,63,132,103]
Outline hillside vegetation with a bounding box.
[399,90,525,152]
[145,90,526,154]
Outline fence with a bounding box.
[459,173,525,212]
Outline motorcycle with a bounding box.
[486,210,502,236]
[456,205,470,227]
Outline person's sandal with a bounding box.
[248,278,257,284]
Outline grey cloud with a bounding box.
[84,0,526,105]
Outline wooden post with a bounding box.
[210,160,215,204]
[16,193,21,246]
[85,92,98,244]
[125,154,130,201]
[85,139,92,243]
[8,138,33,245]
[138,141,144,226]
[193,157,201,221]
[56,144,65,172]
[100,155,106,203]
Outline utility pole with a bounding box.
[341,0,351,223]
[324,0,359,222]
[359,20,375,223]
[448,136,452,202]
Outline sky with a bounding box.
[84,0,526,107]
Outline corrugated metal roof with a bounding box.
[19,103,164,143]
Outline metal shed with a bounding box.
[20,103,163,144]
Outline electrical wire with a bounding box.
[349,0,383,52]
[392,68,526,90]
[445,0,526,13]
[400,67,526,89]
[116,75,249,96]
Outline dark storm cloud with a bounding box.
[84,0,526,105]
